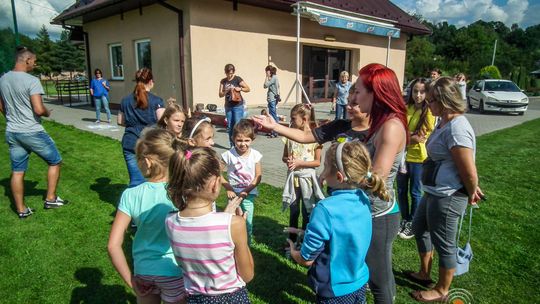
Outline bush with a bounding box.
[479,65,502,79]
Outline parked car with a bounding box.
[467,79,528,115]
[74,75,88,82]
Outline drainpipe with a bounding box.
[158,1,188,111]
[83,31,93,106]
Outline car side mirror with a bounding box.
[474,88,481,92]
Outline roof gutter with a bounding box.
[157,1,188,111]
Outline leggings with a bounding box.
[289,186,310,242]
[412,193,468,269]
[366,212,400,304]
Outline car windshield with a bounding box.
[484,81,520,92]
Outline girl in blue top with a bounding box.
[108,128,186,304]
[288,141,389,304]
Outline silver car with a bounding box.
[467,80,528,115]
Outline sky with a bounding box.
[0,0,539,41]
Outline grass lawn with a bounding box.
[0,117,539,303]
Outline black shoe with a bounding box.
[399,221,414,239]
[44,196,68,209]
[18,207,35,219]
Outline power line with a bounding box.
[20,0,58,14]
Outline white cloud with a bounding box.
[393,0,533,28]
[0,0,76,40]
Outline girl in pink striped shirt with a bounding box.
[165,147,254,303]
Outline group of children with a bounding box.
[107,100,393,303]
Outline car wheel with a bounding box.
[479,100,485,114]
[467,97,473,111]
[518,111,525,116]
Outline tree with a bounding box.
[34,25,54,77]
[479,65,502,79]
[50,30,85,74]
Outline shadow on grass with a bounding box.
[0,178,46,213]
[70,267,136,304]
[249,215,314,303]
[90,177,126,207]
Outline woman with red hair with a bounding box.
[253,63,407,303]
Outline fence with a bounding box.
[42,79,91,107]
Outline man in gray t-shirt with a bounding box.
[0,47,68,219]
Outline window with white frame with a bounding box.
[109,44,124,80]
[135,39,152,70]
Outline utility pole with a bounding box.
[11,0,20,46]
[491,39,497,66]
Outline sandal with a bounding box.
[404,271,435,288]
[410,290,448,303]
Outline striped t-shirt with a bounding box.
[165,212,245,296]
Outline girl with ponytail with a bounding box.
[288,141,382,303]
[165,147,254,303]
[118,68,165,187]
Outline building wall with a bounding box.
[83,0,407,108]
[188,0,407,108]
[83,3,188,105]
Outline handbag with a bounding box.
[275,94,281,103]
[455,206,474,276]
[230,89,242,103]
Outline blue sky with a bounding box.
[0,0,539,41]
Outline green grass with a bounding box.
[0,117,539,303]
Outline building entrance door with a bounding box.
[302,46,350,103]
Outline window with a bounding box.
[109,44,124,80]
[135,39,152,70]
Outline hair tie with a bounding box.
[335,142,348,182]
[304,103,312,110]
[365,171,372,179]
[189,117,211,139]
[185,150,192,160]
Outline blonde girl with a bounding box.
[181,116,215,148]
[157,102,187,139]
[108,128,186,304]
[281,104,324,245]
[165,147,254,304]
[288,141,387,303]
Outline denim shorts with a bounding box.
[5,131,62,172]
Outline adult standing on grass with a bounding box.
[0,46,68,219]
[408,77,484,303]
[254,63,408,303]
[263,65,280,138]
[117,68,164,188]
[219,63,250,147]
[89,68,112,124]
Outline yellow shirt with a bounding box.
[406,104,436,163]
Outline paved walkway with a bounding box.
[43,97,540,188]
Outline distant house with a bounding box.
[53,0,430,110]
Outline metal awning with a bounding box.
[297,4,400,39]
[285,1,400,104]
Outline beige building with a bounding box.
[53,0,430,110]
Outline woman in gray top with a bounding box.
[408,77,484,302]
[263,65,280,138]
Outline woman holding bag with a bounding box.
[408,77,484,303]
[219,63,250,147]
